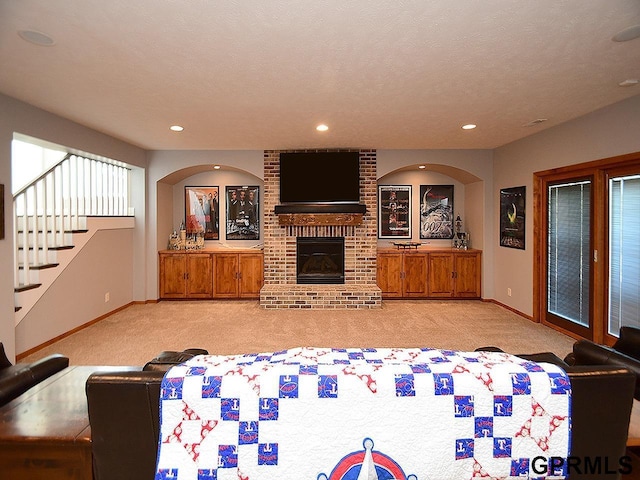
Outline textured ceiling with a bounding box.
[1,1,639,151]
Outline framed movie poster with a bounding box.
[185,186,219,240]
[420,185,454,239]
[500,186,526,249]
[226,186,260,240]
[378,185,411,238]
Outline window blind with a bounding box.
[609,175,640,335]
[548,181,591,327]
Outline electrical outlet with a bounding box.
[507,288,512,297]
[104,292,110,302]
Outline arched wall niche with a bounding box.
[377,163,484,250]
[157,163,264,249]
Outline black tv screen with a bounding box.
[279,152,360,204]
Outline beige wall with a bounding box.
[16,228,134,353]
[493,95,640,317]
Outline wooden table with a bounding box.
[629,399,640,447]
[0,365,137,480]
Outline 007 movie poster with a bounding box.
[378,185,411,238]
[420,185,454,239]
[226,186,260,240]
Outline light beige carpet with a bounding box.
[21,300,576,366]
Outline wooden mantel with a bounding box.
[277,213,363,226]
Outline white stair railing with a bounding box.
[14,154,131,289]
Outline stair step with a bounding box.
[18,229,88,234]
[18,245,75,251]
[18,263,60,270]
[15,283,42,293]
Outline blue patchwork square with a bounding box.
[521,361,545,373]
[258,398,279,420]
[348,351,365,360]
[434,373,454,395]
[255,355,272,362]
[258,443,278,465]
[220,398,240,421]
[395,374,415,397]
[511,373,531,395]
[161,378,183,400]
[475,417,493,438]
[156,469,179,480]
[238,421,258,444]
[548,373,571,394]
[411,364,431,374]
[366,359,383,364]
[333,359,350,364]
[299,365,317,375]
[202,376,222,398]
[510,458,530,476]
[197,469,217,480]
[494,395,513,417]
[455,439,474,459]
[218,445,238,468]
[318,375,338,398]
[493,437,512,457]
[454,396,474,417]
[186,366,207,376]
[279,375,299,398]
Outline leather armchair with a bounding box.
[88,349,635,480]
[0,342,69,406]
[87,348,208,480]
[564,326,640,399]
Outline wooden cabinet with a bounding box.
[376,251,428,298]
[377,248,481,299]
[159,252,213,299]
[159,250,263,300]
[427,250,481,298]
[213,252,264,299]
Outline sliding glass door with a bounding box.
[608,173,640,336]
[545,178,593,339]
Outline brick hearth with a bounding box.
[260,150,382,308]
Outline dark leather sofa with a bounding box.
[86,349,636,480]
[565,326,640,399]
[0,342,69,406]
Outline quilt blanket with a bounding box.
[155,347,571,480]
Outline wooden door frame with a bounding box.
[533,152,640,344]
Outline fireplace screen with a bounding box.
[296,237,345,284]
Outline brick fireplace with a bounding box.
[260,150,382,308]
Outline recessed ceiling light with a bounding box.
[316,124,329,132]
[461,124,477,130]
[213,165,221,170]
[18,29,55,46]
[612,25,640,42]
[418,165,426,169]
[169,125,184,132]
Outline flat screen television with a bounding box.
[279,151,360,204]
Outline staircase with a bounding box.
[14,154,132,324]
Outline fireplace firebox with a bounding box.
[296,237,345,284]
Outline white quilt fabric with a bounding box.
[154,347,571,480]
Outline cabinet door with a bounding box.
[238,253,264,298]
[376,253,403,298]
[213,253,240,298]
[160,254,187,298]
[187,254,213,298]
[403,253,428,297]
[427,253,455,297]
[454,252,481,298]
